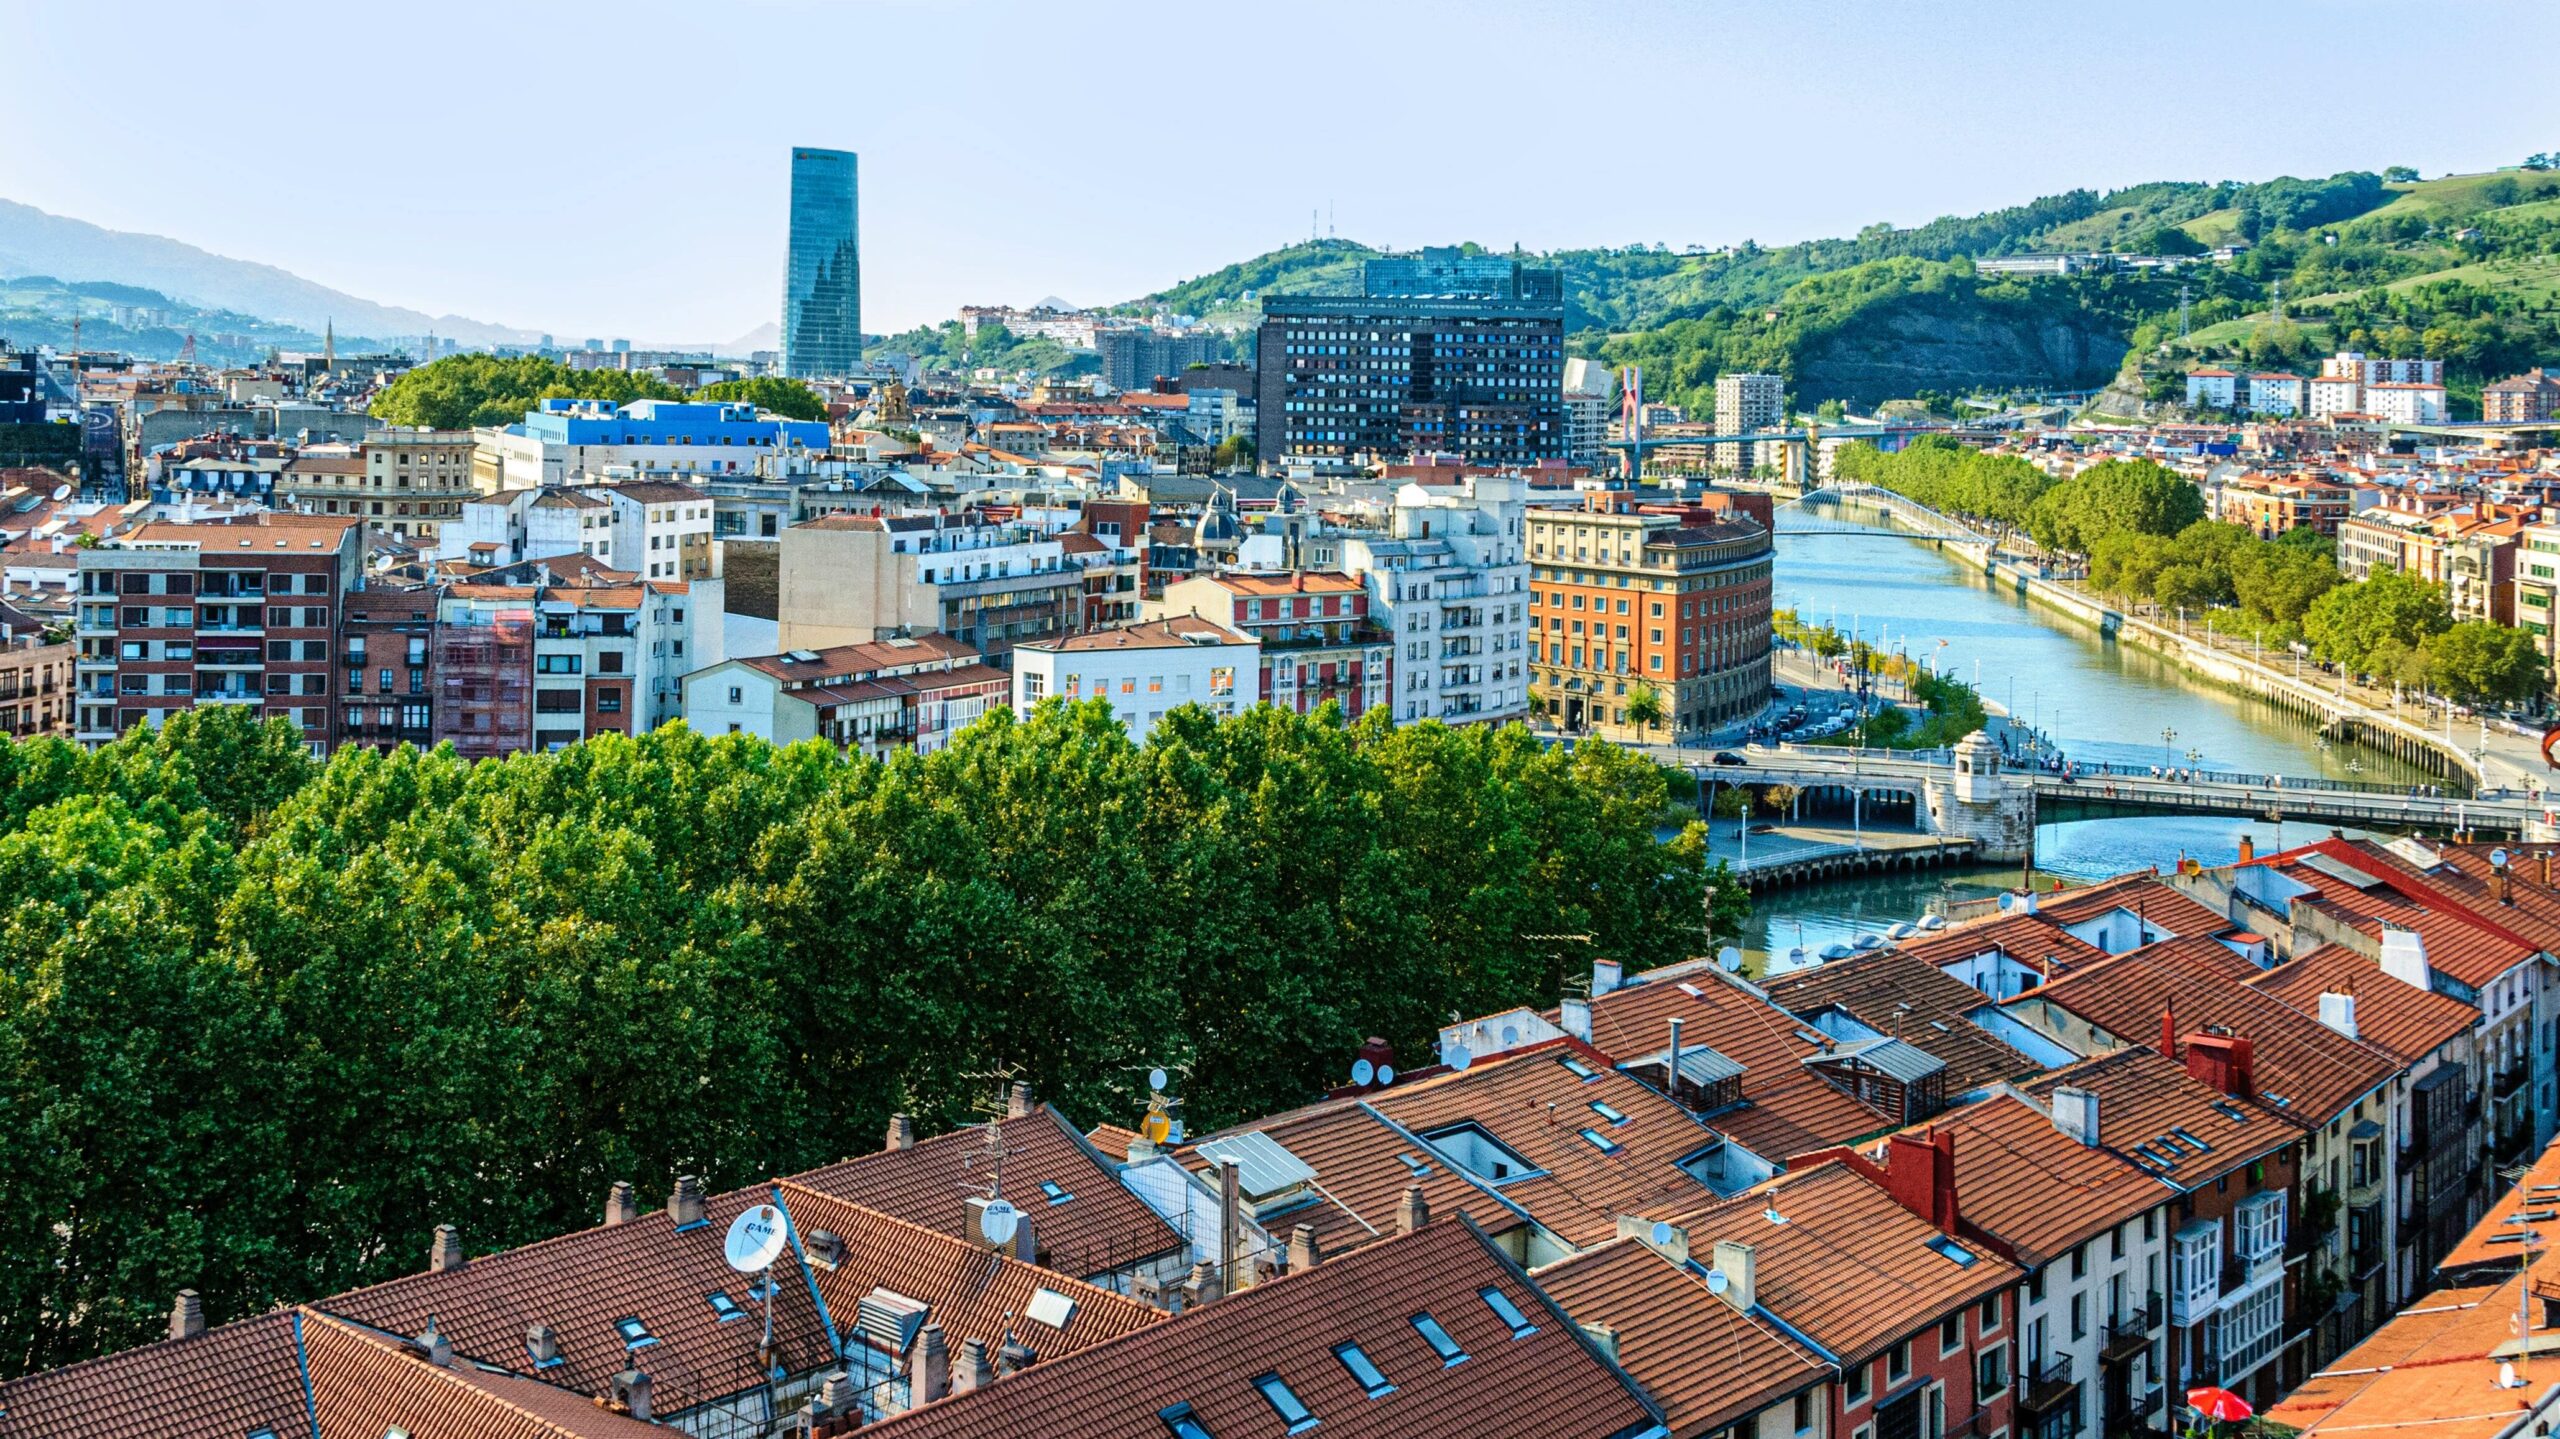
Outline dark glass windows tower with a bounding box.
[783,147,861,379]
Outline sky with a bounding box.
[5,0,2558,345]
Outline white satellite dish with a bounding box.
[1351,1057,1376,1086]
[980,1198,1021,1248]
[723,1204,789,1274]
[1998,893,2015,911]
[1376,1065,1396,1087]
[1448,1045,1474,1071]
[1705,1267,1730,1294]
[1649,1220,1676,1248]
[1717,946,1744,973]
[1147,1067,1168,1093]
[2493,848,2513,869]
[1500,1023,1521,1046]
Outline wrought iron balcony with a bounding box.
[2101,1297,2165,1364]
[2018,1355,2078,1416]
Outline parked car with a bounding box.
[1712,751,1750,767]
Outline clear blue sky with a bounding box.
[5,0,2556,344]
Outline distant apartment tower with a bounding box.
[1561,358,1615,466]
[782,147,862,379]
[1713,372,1784,472]
[1098,328,1220,392]
[1254,247,1566,470]
[2485,369,2560,423]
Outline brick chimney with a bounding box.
[429,1224,465,1273]
[1006,1081,1035,1119]
[2237,833,2256,863]
[1181,1259,1222,1308]
[954,1338,995,1394]
[168,1290,205,1341]
[2184,1033,2255,1100]
[886,1113,914,1151]
[668,1175,707,1228]
[1882,1129,1961,1234]
[1397,1183,1430,1234]
[909,1323,951,1406]
[611,1368,653,1421]
[1287,1223,1322,1273]
[2159,1002,2178,1060]
[604,1181,639,1226]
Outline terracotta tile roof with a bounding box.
[788,1106,1185,1282]
[1200,571,1364,597]
[2260,1277,2525,1439]
[0,1310,313,1439]
[2246,944,2477,1066]
[1897,1095,2175,1268]
[1896,911,2112,977]
[861,1219,1663,1439]
[2437,1134,2560,1274]
[731,632,979,682]
[2015,936,2397,1125]
[1018,616,1249,653]
[1658,1161,2022,1365]
[1364,1041,1732,1248]
[300,1311,667,1439]
[1580,966,1896,1163]
[1085,1124,1143,1161]
[1530,1239,1827,1438]
[2021,1049,2291,1189]
[2244,840,2544,989]
[773,1181,1161,1355]
[1176,1100,1528,1257]
[1762,949,2049,1094]
[2030,873,2232,940]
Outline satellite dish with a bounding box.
[1500,1023,1521,1046]
[2494,848,2513,869]
[1706,1268,1730,1294]
[1376,1065,1396,1087]
[1351,1057,1376,1086]
[1147,1067,1168,1093]
[723,1204,789,1273]
[979,1199,1020,1248]
[1448,1045,1474,1071]
[1998,893,2016,911]
[1718,946,1744,973]
[1649,1220,1676,1247]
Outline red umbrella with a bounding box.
[2189,1387,2254,1425]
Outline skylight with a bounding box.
[1026,1287,1079,1329]
[1589,1100,1630,1126]
[1578,1126,1624,1156]
[1479,1286,1540,1339]
[1927,1236,1978,1267]
[1334,1343,1395,1398]
[1159,1401,1216,1439]
[2172,1125,2217,1150]
[1253,1373,1319,1434]
[1040,1180,1075,1205]
[706,1291,746,1322]
[613,1315,656,1349]
[1411,1312,1469,1366]
[1558,1054,1600,1082]
[1396,1150,1433,1177]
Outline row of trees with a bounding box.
[1829,434,2055,524]
[368,356,828,431]
[2300,569,2547,706]
[0,703,1734,1378]
[1834,443,2206,559]
[2086,521,2340,628]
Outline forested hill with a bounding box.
[1128,165,2560,415]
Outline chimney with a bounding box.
[997,1331,1036,1375]
[429,1224,465,1273]
[668,1175,707,1228]
[2184,1033,2256,1100]
[1219,1160,1243,1290]
[805,1229,844,1268]
[411,1318,452,1368]
[1560,996,1593,1042]
[1397,1183,1430,1235]
[2237,833,2256,864]
[611,1368,653,1422]
[2495,867,2514,906]
[1710,1239,1757,1312]
[2542,851,2553,891]
[526,1323,559,1367]
[1665,1017,1686,1109]
[954,1339,994,1394]
[809,1370,855,1417]
[2052,1085,2101,1147]
[2380,927,2431,991]
[168,1290,205,1342]
[1883,1129,1961,1233]
[1593,958,1624,995]
[2019,889,2037,915]
[604,1180,639,1226]
[1621,1215,1690,1264]
[910,1323,951,1406]
[1181,1259,1223,1308]
[2159,1002,2178,1060]
[886,1113,915,1151]
[1273,1222,1321,1275]
[1580,1322,1620,1362]
[2318,991,2359,1040]
[1006,1081,1036,1119]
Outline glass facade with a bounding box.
[783,147,861,379]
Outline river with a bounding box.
[1739,497,2420,963]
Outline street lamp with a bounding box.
[2161,727,2177,769]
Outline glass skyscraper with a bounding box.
[782,147,861,379]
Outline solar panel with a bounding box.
[2299,851,2388,890]
[1195,1130,1319,1200]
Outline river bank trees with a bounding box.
[0,703,1736,1377]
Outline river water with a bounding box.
[1739,498,2420,963]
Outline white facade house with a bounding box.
[2363,382,2448,425]
[2007,1089,2176,1439]
[1563,358,1616,467]
[2308,375,2365,419]
[2246,374,2304,416]
[1010,616,1257,743]
[1338,474,1530,726]
[2184,369,2240,409]
[601,482,717,580]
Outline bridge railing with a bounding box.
[2057,758,2449,798]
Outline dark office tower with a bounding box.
[783,147,861,379]
[1255,247,1566,470]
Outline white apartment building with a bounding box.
[2308,375,2365,419]
[1714,371,1785,472]
[1337,474,1530,725]
[439,482,718,580]
[776,510,1080,661]
[2326,352,2445,387]
[2363,382,2448,425]
[602,481,717,581]
[2246,374,2304,416]
[1011,615,1257,743]
[2184,369,2240,409]
[1563,357,1616,467]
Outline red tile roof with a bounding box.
[300,1310,668,1439]
[1762,948,2049,1094]
[1529,1239,1827,1438]
[0,1310,313,1439]
[1177,1098,1524,1257]
[2030,873,2232,940]
[2020,1048,2292,1189]
[2246,944,2477,1066]
[1895,1095,2174,1268]
[2259,1277,2523,1439]
[2244,840,2543,989]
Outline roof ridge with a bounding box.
[767,1178,1153,1317]
[299,1308,620,1438]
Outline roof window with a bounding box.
[1557,1054,1600,1082]
[706,1291,746,1322]
[1159,1402,1215,1439]
[612,1315,656,1349]
[1040,1180,1075,1205]
[1411,1312,1469,1366]
[1577,1127,1623,1156]
[1588,1100,1629,1126]
[1927,1236,1978,1266]
[1254,1373,1319,1433]
[1334,1342,1395,1398]
[1479,1286,1539,1339]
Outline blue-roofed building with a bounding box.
[478,398,833,487]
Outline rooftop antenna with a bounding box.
[722,1201,791,1382]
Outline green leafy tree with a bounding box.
[1625,683,1666,743]
[2303,571,2454,675]
[695,377,830,421]
[2026,459,2205,553]
[368,355,682,429]
[2424,622,2548,706]
[1211,435,1256,470]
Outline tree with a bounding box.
[2383,166,2420,184]
[2027,459,2206,553]
[2424,622,2548,706]
[1212,435,1256,471]
[2303,571,2453,675]
[2139,225,2206,258]
[1625,683,1666,743]
[367,355,682,429]
[694,377,829,421]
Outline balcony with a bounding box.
[2017,1355,2078,1417]
[2497,1062,2531,1100]
[2101,1296,2165,1364]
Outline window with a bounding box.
[706,1291,745,1322]
[1577,1126,1623,1156]
[1040,1180,1074,1205]
[727,686,743,706]
[1557,1054,1600,1082]
[1589,1100,1629,1126]
[613,1316,656,1349]
[1794,1392,1816,1434]
[1253,1373,1318,1433]
[1158,1402,1215,1439]
[1980,1296,2001,1334]
[1977,1346,2010,1398]
[1411,1312,1468,1366]
[1887,1340,1911,1384]
[1479,1286,1539,1339]
[1845,1359,1872,1407]
[1940,1314,1962,1355]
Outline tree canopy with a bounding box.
[368,355,683,429]
[695,376,830,421]
[0,702,1735,1376]
[2025,459,2206,554]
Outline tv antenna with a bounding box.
[722,1202,792,1380]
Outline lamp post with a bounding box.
[2161,727,2177,770]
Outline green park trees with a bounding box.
[2025,459,2206,553]
[2301,569,2549,706]
[0,702,1734,1376]
[367,355,684,429]
[695,376,830,420]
